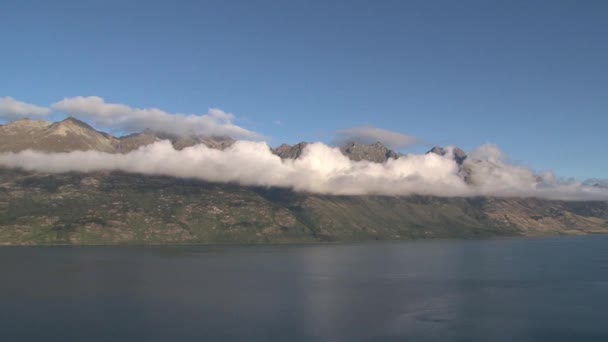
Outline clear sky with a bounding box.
[1,0,606,179]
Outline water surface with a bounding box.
[2,236,608,341]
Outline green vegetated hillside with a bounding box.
[1,168,607,245]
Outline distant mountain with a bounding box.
[0,118,421,163]
[272,141,403,163]
[153,132,235,151]
[272,142,309,159]
[1,117,606,245]
[0,169,607,245]
[0,117,236,154]
[427,146,467,165]
[584,179,608,189]
[0,117,116,153]
[340,141,401,163]
[115,130,160,153]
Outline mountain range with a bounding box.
[0,117,412,162]
[0,117,607,245]
[0,117,235,154]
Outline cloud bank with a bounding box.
[0,141,606,201]
[0,97,51,120]
[52,96,260,139]
[333,126,418,149]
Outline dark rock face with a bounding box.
[428,146,446,155]
[340,141,400,163]
[452,148,467,164]
[427,146,467,165]
[427,146,471,183]
[272,141,402,163]
[272,142,309,159]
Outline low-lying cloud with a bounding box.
[0,97,52,120]
[52,96,261,139]
[333,126,418,149]
[0,141,606,201]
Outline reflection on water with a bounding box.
[1,236,608,341]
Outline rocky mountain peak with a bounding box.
[60,116,95,129]
[272,141,401,163]
[340,141,400,163]
[47,117,102,137]
[427,146,467,165]
[0,116,116,153]
[428,146,446,155]
[2,117,408,164]
[199,136,236,150]
[272,142,309,159]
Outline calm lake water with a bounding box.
[1,236,608,341]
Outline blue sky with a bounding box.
[0,0,606,179]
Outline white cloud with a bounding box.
[0,97,52,120]
[52,96,261,139]
[0,141,605,200]
[333,126,418,149]
[0,97,605,200]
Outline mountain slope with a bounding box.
[115,130,160,153]
[0,117,238,154]
[0,169,607,245]
[0,118,118,153]
[272,142,309,159]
